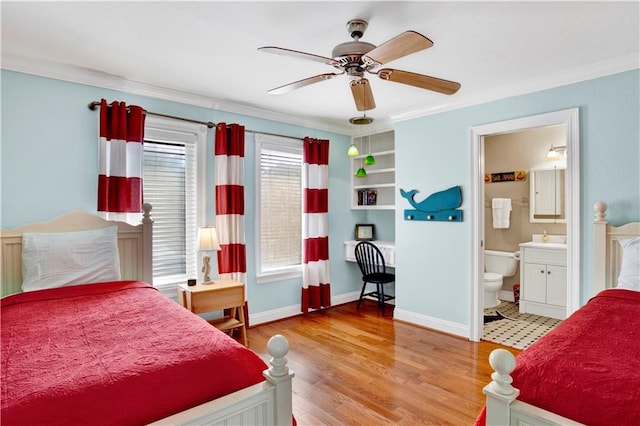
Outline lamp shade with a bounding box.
[197,227,221,252]
[546,145,566,161]
[546,148,560,160]
[347,143,359,156]
[364,154,376,165]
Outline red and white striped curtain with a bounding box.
[301,137,331,313]
[97,99,145,225]
[214,123,246,284]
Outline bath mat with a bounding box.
[484,311,508,324]
[494,309,518,321]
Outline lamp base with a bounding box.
[202,254,211,282]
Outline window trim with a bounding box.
[254,133,303,284]
[144,116,207,297]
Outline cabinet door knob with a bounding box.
[540,270,545,274]
[547,270,551,274]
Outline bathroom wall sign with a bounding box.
[485,171,526,183]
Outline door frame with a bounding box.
[469,108,580,342]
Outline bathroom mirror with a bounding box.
[530,167,566,223]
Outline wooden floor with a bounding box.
[247,300,520,426]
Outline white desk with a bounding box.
[344,240,396,267]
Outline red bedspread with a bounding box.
[1,281,268,425]
[477,289,640,425]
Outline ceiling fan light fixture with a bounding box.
[349,115,374,125]
[259,19,461,113]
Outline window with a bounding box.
[143,117,206,297]
[255,133,302,283]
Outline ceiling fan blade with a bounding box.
[350,78,376,111]
[377,68,461,95]
[267,73,342,95]
[258,46,340,66]
[362,31,433,67]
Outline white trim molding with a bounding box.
[393,309,468,338]
[469,108,580,342]
[393,54,638,122]
[2,53,351,135]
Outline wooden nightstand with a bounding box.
[178,279,247,346]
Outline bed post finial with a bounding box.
[593,201,607,222]
[267,334,290,377]
[483,349,519,425]
[264,334,294,426]
[142,203,153,224]
[487,349,517,395]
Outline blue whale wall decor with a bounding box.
[400,185,463,222]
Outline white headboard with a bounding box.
[1,205,152,297]
[593,201,640,293]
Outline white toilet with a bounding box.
[484,250,520,309]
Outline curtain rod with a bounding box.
[88,101,216,128]
[88,101,306,140]
[245,129,304,141]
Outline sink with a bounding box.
[520,241,567,249]
[520,234,567,249]
[531,234,566,244]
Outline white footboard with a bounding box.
[483,349,582,426]
[151,335,295,426]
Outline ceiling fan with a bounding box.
[258,19,461,113]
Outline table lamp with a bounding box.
[197,226,221,283]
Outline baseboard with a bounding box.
[249,291,361,326]
[249,292,466,339]
[393,309,468,338]
[248,290,464,342]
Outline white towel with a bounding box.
[492,198,512,229]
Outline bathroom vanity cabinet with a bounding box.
[519,243,567,320]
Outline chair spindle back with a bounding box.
[355,242,387,276]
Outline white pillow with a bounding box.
[617,237,640,291]
[22,226,121,292]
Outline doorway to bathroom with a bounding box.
[468,108,581,344]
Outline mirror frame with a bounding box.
[529,166,566,223]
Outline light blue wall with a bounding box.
[0,70,364,314]
[395,69,640,326]
[4,69,637,325]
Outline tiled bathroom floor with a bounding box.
[483,301,561,350]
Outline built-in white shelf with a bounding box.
[350,131,395,210]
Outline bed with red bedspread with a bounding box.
[476,288,640,425]
[1,281,268,425]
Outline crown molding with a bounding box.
[4,52,637,132]
[391,53,640,123]
[1,54,352,135]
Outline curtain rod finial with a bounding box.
[88,101,100,111]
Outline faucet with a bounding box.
[543,230,548,242]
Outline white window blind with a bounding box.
[255,133,302,282]
[143,141,190,279]
[143,117,205,295]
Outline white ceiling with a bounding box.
[2,1,638,133]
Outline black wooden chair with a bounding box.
[354,241,395,316]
